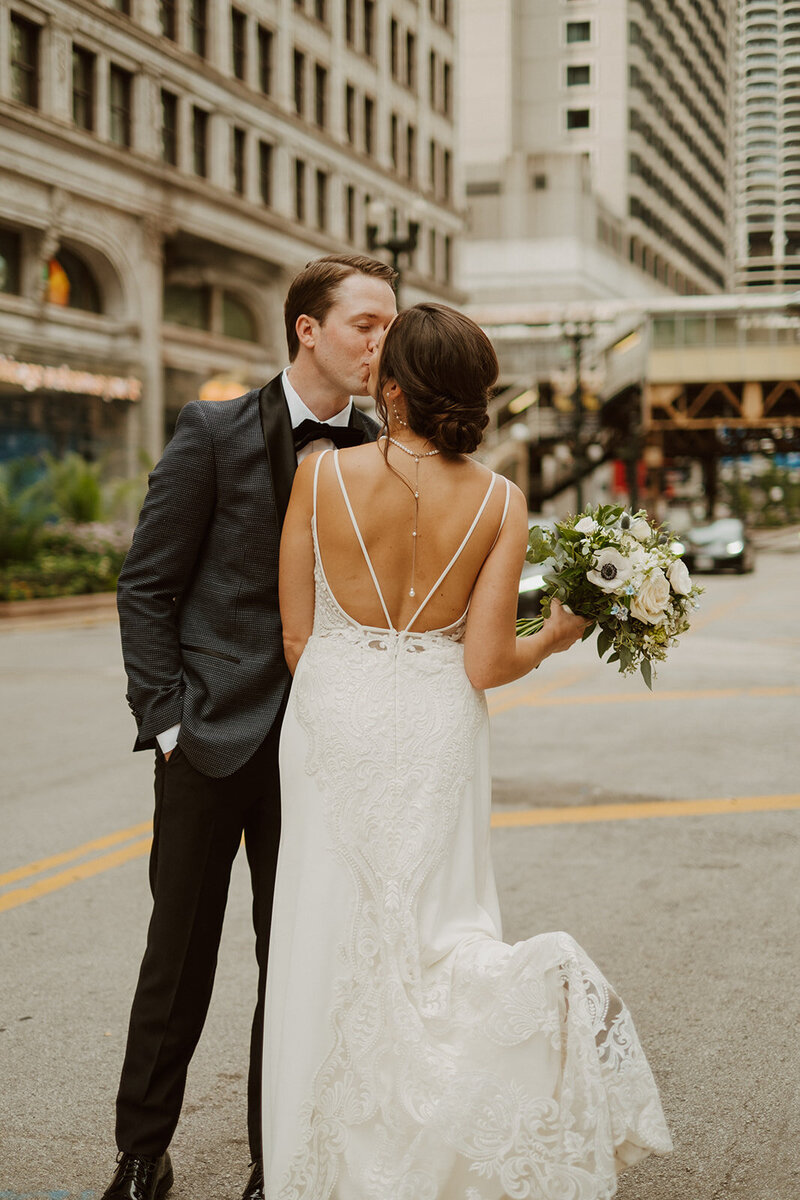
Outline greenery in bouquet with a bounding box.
[517,504,702,688]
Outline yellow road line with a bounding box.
[0,835,152,914]
[488,684,800,716]
[491,793,800,828]
[1,792,798,915]
[0,820,152,888]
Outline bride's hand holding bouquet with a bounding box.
[518,504,702,688]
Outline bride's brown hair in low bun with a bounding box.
[375,303,499,457]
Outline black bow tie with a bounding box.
[293,418,366,453]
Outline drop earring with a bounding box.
[392,400,408,427]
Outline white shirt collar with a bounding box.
[282,367,354,429]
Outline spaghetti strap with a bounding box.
[311,448,333,539]
[404,473,497,632]
[487,476,511,553]
[333,450,395,630]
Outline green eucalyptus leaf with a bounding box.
[597,627,614,658]
[640,658,653,690]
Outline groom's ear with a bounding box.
[295,314,318,351]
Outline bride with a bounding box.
[264,302,672,1199]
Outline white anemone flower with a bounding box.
[574,515,599,535]
[587,548,634,593]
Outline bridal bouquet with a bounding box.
[517,505,702,688]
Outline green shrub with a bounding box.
[33,452,105,524]
[0,460,52,565]
[0,522,130,601]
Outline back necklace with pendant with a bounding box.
[385,435,440,598]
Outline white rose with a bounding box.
[667,558,692,596]
[630,569,671,625]
[630,517,651,542]
[574,515,598,535]
[586,548,634,594]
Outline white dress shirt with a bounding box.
[156,370,354,755]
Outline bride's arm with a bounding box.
[279,455,318,674]
[463,484,587,690]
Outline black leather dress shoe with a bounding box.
[240,1159,265,1200]
[101,1151,174,1200]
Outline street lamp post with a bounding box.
[563,322,594,510]
[366,203,419,298]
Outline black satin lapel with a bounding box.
[258,375,297,523]
[350,406,381,444]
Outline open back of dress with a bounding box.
[263,450,672,1199]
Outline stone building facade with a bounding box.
[0,0,460,468]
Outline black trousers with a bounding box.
[115,725,281,1161]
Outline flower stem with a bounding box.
[516,616,544,638]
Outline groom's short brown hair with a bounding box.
[284,254,397,360]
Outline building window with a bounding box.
[363,0,375,57]
[444,234,452,284]
[429,138,437,191]
[222,292,257,341]
[191,0,207,58]
[429,228,437,279]
[232,9,247,80]
[192,106,209,176]
[294,158,306,221]
[345,84,356,143]
[566,21,591,44]
[161,89,178,165]
[232,126,246,195]
[10,16,40,109]
[533,173,548,190]
[390,18,400,79]
[363,95,375,155]
[443,147,451,199]
[0,227,22,295]
[47,247,102,312]
[109,65,133,147]
[567,64,591,86]
[346,185,356,242]
[406,123,416,182]
[110,0,132,12]
[159,0,177,40]
[443,62,452,117]
[164,283,211,329]
[259,140,273,206]
[316,169,328,230]
[72,46,96,132]
[314,63,328,127]
[390,113,399,168]
[314,0,326,20]
[566,107,590,129]
[345,0,355,45]
[429,50,437,108]
[406,32,416,89]
[258,26,273,95]
[294,50,306,116]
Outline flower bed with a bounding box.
[0,523,130,601]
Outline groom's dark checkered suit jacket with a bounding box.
[117,372,379,779]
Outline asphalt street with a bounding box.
[1,550,798,1200]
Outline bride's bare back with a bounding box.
[315,441,508,633]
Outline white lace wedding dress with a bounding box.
[263,450,672,1199]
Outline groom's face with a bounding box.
[313,274,396,397]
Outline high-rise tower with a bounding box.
[735,0,800,290]
[462,0,733,302]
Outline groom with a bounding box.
[105,254,397,1200]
